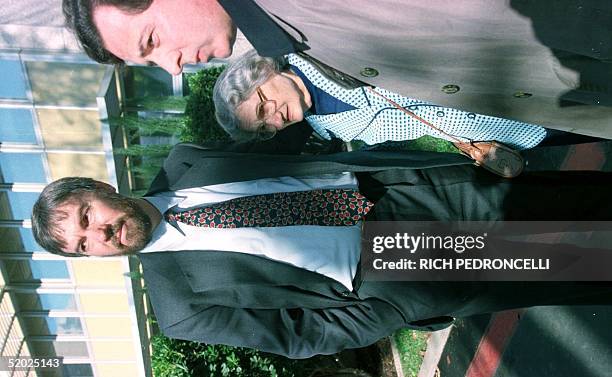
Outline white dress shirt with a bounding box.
[141,173,362,290]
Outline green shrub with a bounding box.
[116,66,229,145]
[113,114,186,137]
[151,335,301,377]
[352,135,459,153]
[125,96,187,112]
[393,329,429,377]
[115,144,173,158]
[182,67,232,144]
[113,66,231,193]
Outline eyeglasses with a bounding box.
[254,87,278,140]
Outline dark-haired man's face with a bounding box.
[55,190,153,256]
[93,0,237,75]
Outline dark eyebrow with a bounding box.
[138,32,147,58]
[73,202,88,254]
[138,26,155,59]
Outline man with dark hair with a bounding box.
[63,0,236,74]
[62,0,612,137]
[62,0,154,64]
[32,144,612,358]
[31,177,153,257]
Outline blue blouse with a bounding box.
[290,65,355,116]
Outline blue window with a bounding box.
[19,228,42,251]
[5,260,69,282]
[37,294,77,311]
[23,316,83,336]
[45,317,83,335]
[0,153,46,182]
[30,260,69,280]
[4,191,39,219]
[0,60,28,99]
[14,293,77,311]
[0,108,36,143]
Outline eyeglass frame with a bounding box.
[253,87,278,140]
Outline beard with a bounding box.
[95,190,153,255]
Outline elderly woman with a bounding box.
[213,50,554,145]
[213,50,596,174]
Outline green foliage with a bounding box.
[112,115,186,136]
[125,96,187,112]
[151,335,301,377]
[151,335,191,377]
[124,66,174,97]
[123,271,143,280]
[182,67,232,144]
[393,329,429,377]
[351,135,460,153]
[115,144,173,158]
[114,66,229,192]
[406,135,459,153]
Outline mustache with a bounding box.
[96,193,153,254]
[103,220,124,249]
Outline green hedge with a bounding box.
[181,66,231,144]
[115,66,229,193]
[151,334,379,377]
[152,334,323,377]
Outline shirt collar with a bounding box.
[140,195,188,253]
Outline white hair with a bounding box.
[213,49,288,141]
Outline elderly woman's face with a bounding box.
[236,71,312,134]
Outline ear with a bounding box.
[93,181,117,193]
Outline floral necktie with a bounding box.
[166,189,374,228]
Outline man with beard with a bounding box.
[32,178,156,256]
[62,0,612,138]
[31,143,612,358]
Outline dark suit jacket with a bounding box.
[139,143,612,358]
[139,144,472,358]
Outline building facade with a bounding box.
[1,1,148,376]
